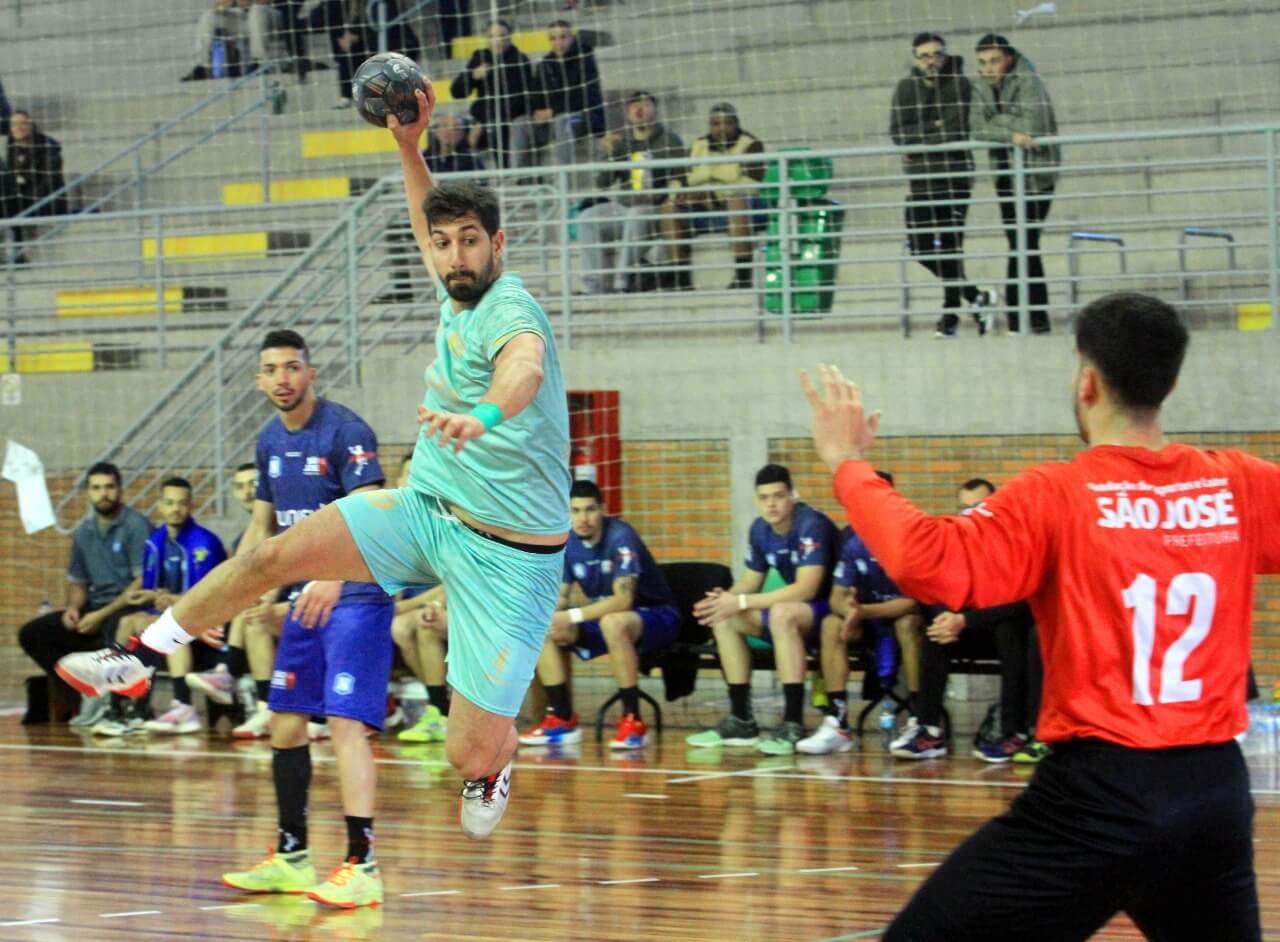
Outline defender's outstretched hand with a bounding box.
[799,364,881,472]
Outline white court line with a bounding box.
[798,866,861,874]
[0,919,59,928]
[70,799,145,807]
[697,872,759,880]
[400,890,462,898]
[199,903,259,911]
[99,910,162,918]
[666,766,791,785]
[896,862,940,869]
[597,877,661,886]
[623,793,669,800]
[499,884,561,892]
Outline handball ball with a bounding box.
[352,52,428,128]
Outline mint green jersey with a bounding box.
[409,272,570,535]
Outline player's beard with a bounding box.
[93,496,121,517]
[445,255,495,303]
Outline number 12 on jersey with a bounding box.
[1124,572,1216,706]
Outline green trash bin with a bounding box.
[763,198,845,315]
[761,148,833,204]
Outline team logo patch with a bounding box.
[347,445,376,477]
[303,456,329,476]
[269,456,282,479]
[573,563,587,581]
[765,552,777,567]
[799,536,819,556]
[333,672,356,696]
[194,548,209,563]
[601,560,613,574]
[855,559,869,575]
[271,669,296,690]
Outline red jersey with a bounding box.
[834,445,1280,749]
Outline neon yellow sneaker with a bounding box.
[222,849,316,894]
[307,859,384,909]
[397,704,447,743]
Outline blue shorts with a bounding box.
[570,604,681,661]
[268,598,395,729]
[759,599,829,651]
[336,488,563,718]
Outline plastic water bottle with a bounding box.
[37,598,51,615]
[211,35,228,79]
[878,696,896,745]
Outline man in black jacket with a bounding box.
[529,20,605,170]
[450,18,539,170]
[889,33,994,338]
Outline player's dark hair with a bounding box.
[424,181,500,237]
[161,476,192,493]
[875,469,895,487]
[975,33,1013,53]
[570,479,603,503]
[86,461,121,486]
[1075,292,1188,411]
[755,464,793,491]
[235,461,256,473]
[959,477,996,495]
[548,18,573,31]
[912,32,945,49]
[261,329,308,360]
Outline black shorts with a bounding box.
[884,738,1260,942]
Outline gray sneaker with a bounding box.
[685,715,760,747]
[756,720,807,755]
[68,694,109,728]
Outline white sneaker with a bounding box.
[459,759,511,840]
[232,702,272,739]
[308,721,331,741]
[56,648,152,699]
[68,694,110,728]
[93,716,145,737]
[796,715,854,755]
[889,716,921,752]
[185,664,234,705]
[143,702,202,734]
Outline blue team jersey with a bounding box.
[255,398,389,603]
[408,272,571,536]
[563,517,675,609]
[832,526,903,603]
[744,502,838,598]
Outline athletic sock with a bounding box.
[345,815,374,864]
[728,683,752,721]
[225,645,250,678]
[172,676,191,706]
[256,679,271,704]
[426,684,449,715]
[782,683,805,725]
[828,691,849,727]
[544,683,572,721]
[137,608,194,655]
[123,636,166,669]
[272,745,311,853]
[619,686,639,717]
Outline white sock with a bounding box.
[138,608,195,654]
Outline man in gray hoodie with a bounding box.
[970,34,1060,334]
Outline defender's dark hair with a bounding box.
[959,477,996,495]
[161,476,192,493]
[261,329,308,359]
[875,469,895,487]
[235,461,256,473]
[1075,292,1188,411]
[755,464,793,491]
[86,461,122,486]
[424,181,500,237]
[570,479,603,503]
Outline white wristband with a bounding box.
[738,594,748,611]
[569,607,585,624]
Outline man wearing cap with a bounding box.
[576,90,686,294]
[970,33,1060,334]
[890,32,996,338]
[661,102,766,291]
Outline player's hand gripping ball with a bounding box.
[352,52,428,127]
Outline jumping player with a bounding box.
[802,292,1269,940]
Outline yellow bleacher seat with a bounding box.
[1237,302,1273,332]
[142,232,268,261]
[0,340,94,373]
[301,127,429,159]
[56,286,184,318]
[223,177,353,205]
[451,30,552,60]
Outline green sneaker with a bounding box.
[1012,738,1050,764]
[307,860,383,909]
[756,720,806,756]
[222,849,316,894]
[397,704,447,743]
[685,715,759,747]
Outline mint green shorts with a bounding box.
[336,487,563,718]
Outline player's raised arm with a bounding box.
[387,83,438,282]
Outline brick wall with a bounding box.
[620,439,733,566]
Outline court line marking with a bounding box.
[597,877,661,885]
[895,862,940,869]
[70,798,145,807]
[400,890,462,898]
[499,883,561,891]
[798,866,861,874]
[810,931,883,941]
[99,910,162,918]
[666,767,792,785]
[623,792,669,800]
[697,871,760,880]
[0,919,60,928]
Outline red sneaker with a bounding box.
[518,711,582,746]
[609,713,649,751]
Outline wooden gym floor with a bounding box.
[1,719,1278,941]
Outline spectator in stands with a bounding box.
[16,462,150,728]
[304,0,421,109]
[5,109,67,264]
[529,20,605,170]
[577,91,686,294]
[434,1,472,58]
[106,477,228,734]
[686,464,838,755]
[890,32,996,338]
[450,19,540,169]
[892,477,1044,762]
[424,113,485,175]
[661,102,766,291]
[519,480,680,751]
[970,33,1060,334]
[798,472,924,755]
[0,76,10,137]
[181,0,280,82]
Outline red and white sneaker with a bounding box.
[56,647,152,699]
[459,759,512,840]
[518,711,582,747]
[185,663,234,705]
[609,714,649,751]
